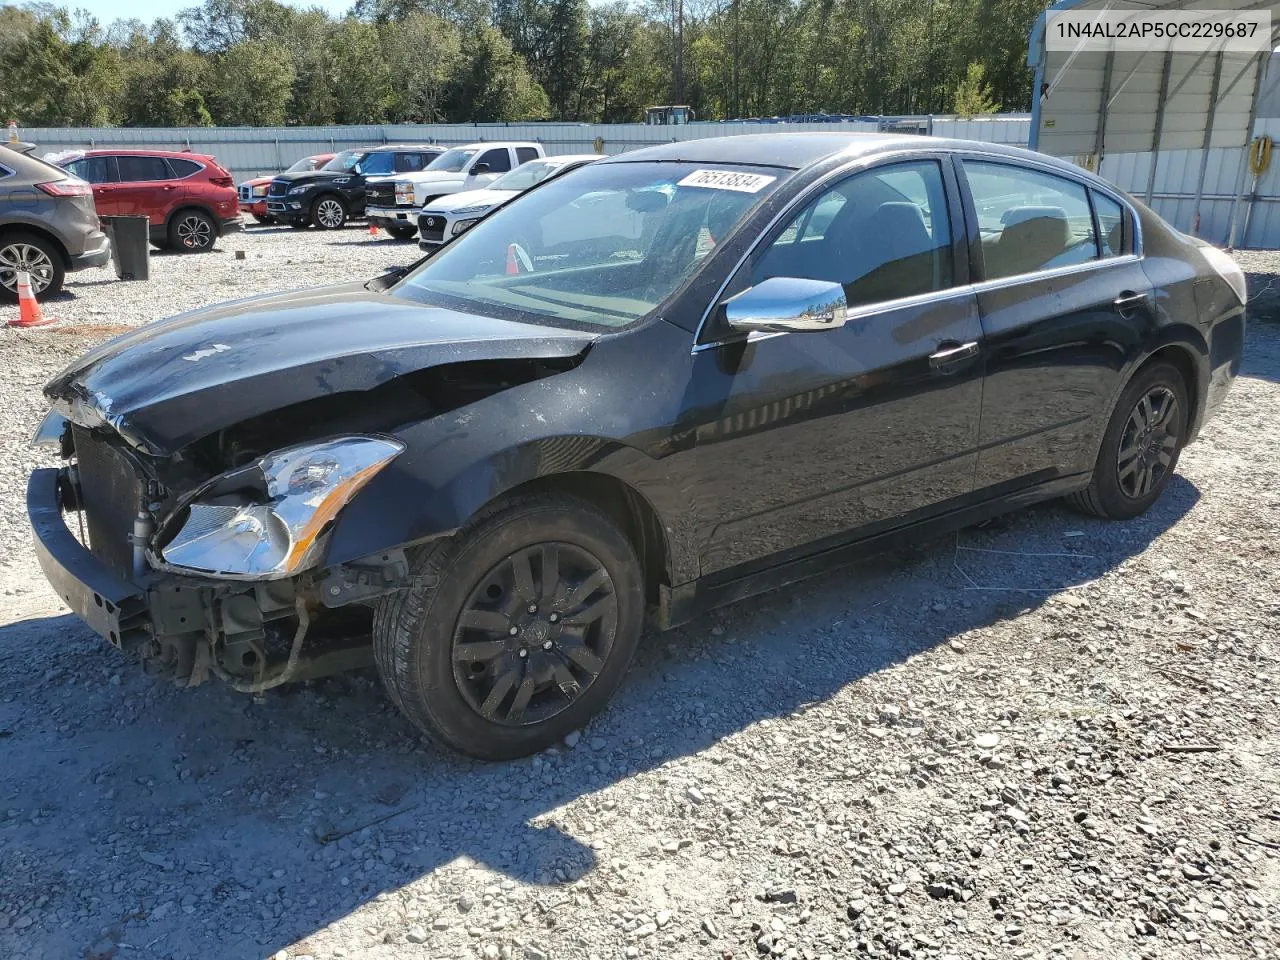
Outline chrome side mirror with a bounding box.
[723,277,848,333]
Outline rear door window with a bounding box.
[961,160,1099,280]
[117,155,173,182]
[516,147,540,165]
[395,152,427,173]
[476,149,512,174]
[66,156,118,183]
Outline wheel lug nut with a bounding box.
[508,626,519,636]
[542,640,553,650]
[518,648,528,658]
[527,604,538,614]
[549,613,559,623]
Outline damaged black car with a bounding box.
[29,135,1244,759]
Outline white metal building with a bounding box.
[1027,0,1280,247]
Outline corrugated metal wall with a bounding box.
[25,113,1280,247]
[1098,116,1280,248]
[18,116,1032,180]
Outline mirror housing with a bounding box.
[471,162,490,175]
[723,277,848,333]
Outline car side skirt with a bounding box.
[653,472,1089,630]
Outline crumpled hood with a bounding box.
[45,282,596,456]
[425,187,517,214]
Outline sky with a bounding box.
[69,0,356,25]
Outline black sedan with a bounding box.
[28,134,1244,760]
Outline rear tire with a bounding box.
[373,494,645,760]
[253,214,276,225]
[310,195,347,230]
[0,232,64,303]
[168,209,216,253]
[1067,361,1189,519]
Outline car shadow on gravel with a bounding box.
[0,478,1199,959]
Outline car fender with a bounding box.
[321,328,701,585]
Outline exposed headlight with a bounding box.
[287,185,310,196]
[1199,244,1247,306]
[452,218,481,235]
[31,409,67,448]
[452,205,494,217]
[395,182,416,204]
[158,436,403,579]
[252,185,268,197]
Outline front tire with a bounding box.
[310,195,347,230]
[0,232,64,303]
[373,495,645,760]
[168,209,216,252]
[388,225,417,241]
[1068,361,1189,519]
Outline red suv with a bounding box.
[58,149,242,253]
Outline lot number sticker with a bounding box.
[678,170,776,193]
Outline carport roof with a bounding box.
[1028,0,1280,158]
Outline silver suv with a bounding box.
[0,142,110,303]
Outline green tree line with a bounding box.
[0,0,1045,127]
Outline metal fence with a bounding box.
[19,113,1280,246]
[17,116,1032,181]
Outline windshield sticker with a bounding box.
[677,170,776,193]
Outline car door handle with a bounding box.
[1114,290,1147,315]
[929,340,979,369]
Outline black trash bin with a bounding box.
[101,215,150,281]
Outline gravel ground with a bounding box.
[0,228,1277,960]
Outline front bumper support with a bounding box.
[28,468,151,649]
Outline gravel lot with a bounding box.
[1,227,1277,960]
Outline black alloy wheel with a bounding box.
[452,543,618,727]
[1068,361,1189,519]
[1115,386,1180,499]
[372,494,644,760]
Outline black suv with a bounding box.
[0,142,110,302]
[266,145,442,230]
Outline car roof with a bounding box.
[598,133,1087,177]
[544,154,603,164]
[81,148,214,160]
[365,144,442,153]
[456,141,542,150]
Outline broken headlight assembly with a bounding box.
[155,436,404,580]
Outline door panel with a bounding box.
[689,295,984,573]
[687,156,983,575]
[114,155,179,225]
[957,157,1154,489]
[973,261,1154,487]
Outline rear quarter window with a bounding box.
[166,158,203,178]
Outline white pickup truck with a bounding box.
[364,141,545,239]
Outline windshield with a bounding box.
[322,150,361,172]
[287,156,324,173]
[492,160,569,192]
[395,161,784,329]
[426,148,477,173]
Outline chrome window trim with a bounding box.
[691,254,1142,355]
[950,149,1144,258]
[691,146,1145,354]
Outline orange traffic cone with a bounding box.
[9,270,53,328]
[368,223,379,237]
